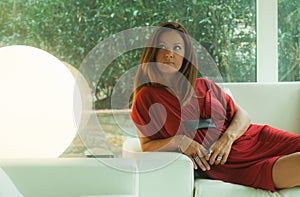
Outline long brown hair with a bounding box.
[133,22,198,104]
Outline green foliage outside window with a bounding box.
[1,0,257,109]
[278,0,300,81]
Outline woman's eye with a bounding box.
[158,44,167,49]
[174,45,182,51]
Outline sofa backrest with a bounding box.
[222,82,300,134]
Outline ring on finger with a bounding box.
[194,156,200,162]
[192,153,197,158]
[216,156,223,161]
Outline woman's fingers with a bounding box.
[214,154,224,165]
[219,154,228,165]
[184,137,215,171]
[189,155,198,170]
[193,155,211,171]
[210,151,228,165]
[193,149,211,171]
[190,153,198,169]
[200,156,211,171]
[205,149,213,161]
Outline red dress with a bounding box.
[131,78,300,191]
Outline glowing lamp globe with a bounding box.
[0,45,81,158]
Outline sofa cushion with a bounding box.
[81,195,136,197]
[279,187,300,196]
[194,179,276,197]
[194,178,300,197]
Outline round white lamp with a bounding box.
[0,45,81,158]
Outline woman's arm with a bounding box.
[137,129,181,152]
[137,129,212,171]
[224,103,251,140]
[137,127,188,152]
[208,103,251,165]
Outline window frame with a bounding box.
[256,0,278,82]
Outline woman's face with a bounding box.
[155,30,185,73]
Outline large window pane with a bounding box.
[278,0,300,81]
[192,0,256,82]
[0,0,256,109]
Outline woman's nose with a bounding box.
[165,50,174,58]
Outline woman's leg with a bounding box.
[272,152,300,189]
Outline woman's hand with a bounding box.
[206,103,251,165]
[207,133,234,165]
[178,135,211,171]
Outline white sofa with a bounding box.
[122,82,300,197]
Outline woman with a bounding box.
[130,22,300,191]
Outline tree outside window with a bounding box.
[278,0,300,81]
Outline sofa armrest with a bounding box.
[122,138,194,197]
[1,158,137,197]
[122,137,143,158]
[0,167,23,197]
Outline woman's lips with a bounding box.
[163,61,174,65]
